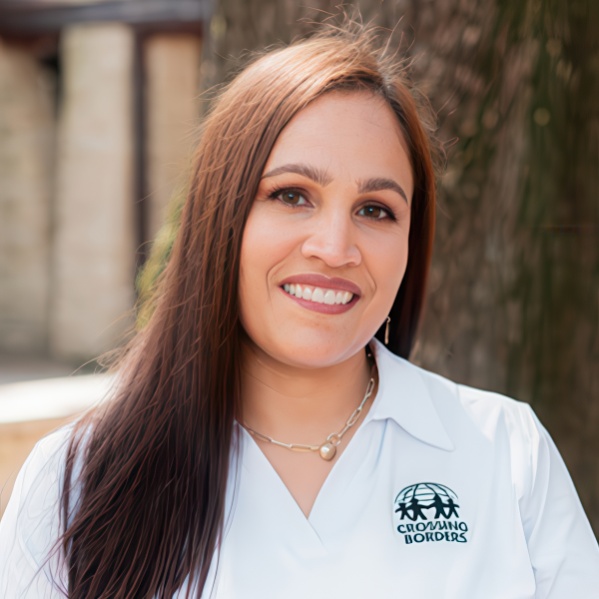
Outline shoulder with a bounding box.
[4,425,75,520]
[411,360,548,475]
[17,424,75,481]
[13,425,77,506]
[421,365,540,444]
[1,423,74,540]
[419,367,546,483]
[0,424,78,595]
[373,340,540,451]
[373,341,556,503]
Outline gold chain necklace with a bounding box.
[243,374,376,462]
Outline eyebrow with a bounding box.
[357,177,409,204]
[261,163,332,186]
[262,162,409,204]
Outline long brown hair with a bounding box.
[59,21,439,598]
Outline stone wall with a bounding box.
[50,23,136,360]
[0,41,55,354]
[0,25,203,362]
[145,34,202,240]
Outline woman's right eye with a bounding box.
[270,188,308,207]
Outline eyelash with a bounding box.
[266,186,398,222]
[268,187,308,207]
[358,204,397,222]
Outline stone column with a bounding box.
[0,41,55,354]
[51,23,135,360]
[145,33,201,240]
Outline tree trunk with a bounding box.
[140,0,599,535]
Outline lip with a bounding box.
[278,273,361,315]
[279,273,362,296]
[280,289,359,314]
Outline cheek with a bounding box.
[239,211,272,283]
[237,244,262,343]
[367,233,410,317]
[238,210,290,323]
[384,258,408,301]
[368,229,409,283]
[239,207,299,281]
[238,229,265,322]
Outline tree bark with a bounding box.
[141,0,599,535]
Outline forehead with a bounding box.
[263,91,413,196]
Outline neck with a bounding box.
[240,342,373,443]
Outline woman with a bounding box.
[1,22,598,598]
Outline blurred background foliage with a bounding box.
[138,0,599,531]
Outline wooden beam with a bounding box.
[0,0,212,35]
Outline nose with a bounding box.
[300,210,362,268]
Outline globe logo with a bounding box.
[394,482,460,521]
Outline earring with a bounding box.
[384,316,391,345]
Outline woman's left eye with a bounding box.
[358,204,394,220]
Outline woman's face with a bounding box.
[239,91,414,369]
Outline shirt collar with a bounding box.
[367,338,455,452]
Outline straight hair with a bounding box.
[59,20,439,597]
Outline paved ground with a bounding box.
[0,353,86,385]
[0,354,112,423]
[0,354,113,516]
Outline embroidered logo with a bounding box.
[393,482,469,544]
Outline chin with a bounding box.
[263,336,370,370]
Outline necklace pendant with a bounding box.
[319,442,337,461]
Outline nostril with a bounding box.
[300,231,361,267]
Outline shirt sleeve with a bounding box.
[518,405,599,598]
[0,428,71,598]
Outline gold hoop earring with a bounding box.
[384,316,391,345]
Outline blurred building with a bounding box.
[0,0,212,361]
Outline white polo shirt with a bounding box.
[2,340,598,598]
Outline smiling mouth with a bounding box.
[282,283,355,306]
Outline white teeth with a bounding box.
[312,288,324,303]
[282,284,354,306]
[335,291,345,305]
